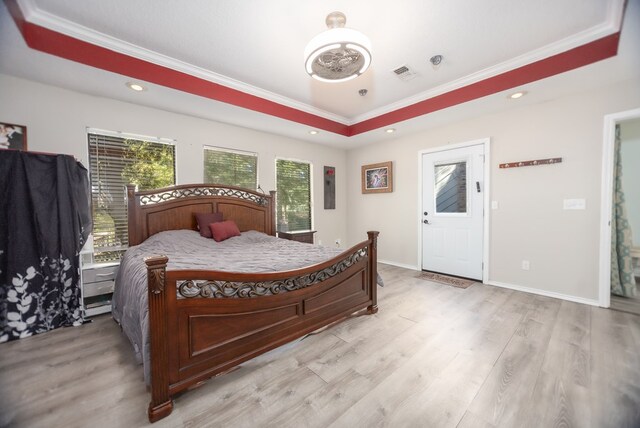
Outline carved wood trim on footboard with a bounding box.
[145,232,379,423]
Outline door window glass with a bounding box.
[435,161,467,213]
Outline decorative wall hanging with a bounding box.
[324,166,336,209]
[0,150,92,342]
[362,161,393,194]
[0,122,27,151]
[499,157,562,169]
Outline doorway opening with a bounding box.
[599,108,640,314]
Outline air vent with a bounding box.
[393,66,409,75]
[392,64,418,82]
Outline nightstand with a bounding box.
[277,230,317,244]
[81,261,119,317]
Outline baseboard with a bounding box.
[378,259,420,271]
[487,280,601,307]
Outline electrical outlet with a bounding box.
[318,239,322,246]
[335,238,341,247]
[521,260,530,271]
[491,201,499,210]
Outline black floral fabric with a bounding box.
[0,150,92,342]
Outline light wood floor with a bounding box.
[1,264,639,428]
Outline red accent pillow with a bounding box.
[210,220,241,242]
[195,212,223,238]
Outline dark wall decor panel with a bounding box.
[324,166,336,209]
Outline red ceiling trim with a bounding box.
[6,0,620,138]
[4,0,350,136]
[349,33,620,136]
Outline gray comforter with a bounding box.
[112,230,377,384]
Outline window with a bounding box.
[434,161,467,213]
[88,131,176,262]
[276,159,312,231]
[203,146,257,190]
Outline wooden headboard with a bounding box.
[127,184,276,246]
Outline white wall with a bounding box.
[620,118,640,248]
[0,74,348,247]
[346,79,640,302]
[4,72,640,303]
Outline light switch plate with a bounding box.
[563,199,586,210]
[491,201,499,210]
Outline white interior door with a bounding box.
[422,144,484,280]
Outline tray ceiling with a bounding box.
[0,0,636,146]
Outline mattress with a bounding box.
[111,229,378,384]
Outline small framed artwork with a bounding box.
[0,122,27,151]
[361,161,393,194]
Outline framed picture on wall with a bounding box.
[361,161,393,194]
[0,122,27,151]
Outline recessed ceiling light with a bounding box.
[429,55,443,67]
[309,130,319,135]
[126,82,146,92]
[509,91,526,99]
[385,128,396,133]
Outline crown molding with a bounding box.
[349,32,619,135]
[16,0,350,126]
[606,0,626,30]
[351,6,624,124]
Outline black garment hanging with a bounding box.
[0,150,92,342]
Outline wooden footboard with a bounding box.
[145,231,379,422]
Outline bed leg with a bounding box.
[146,255,173,423]
[149,400,173,423]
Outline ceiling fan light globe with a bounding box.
[304,26,372,82]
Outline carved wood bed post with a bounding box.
[367,231,379,314]
[269,190,276,236]
[145,255,173,422]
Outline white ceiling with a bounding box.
[0,0,638,148]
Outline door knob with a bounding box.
[423,219,430,224]
[423,211,428,216]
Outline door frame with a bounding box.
[417,138,491,283]
[598,108,640,308]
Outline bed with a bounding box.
[115,184,379,423]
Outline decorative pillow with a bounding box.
[210,220,241,242]
[195,212,223,238]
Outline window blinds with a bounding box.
[276,159,312,231]
[203,147,257,190]
[88,133,176,262]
